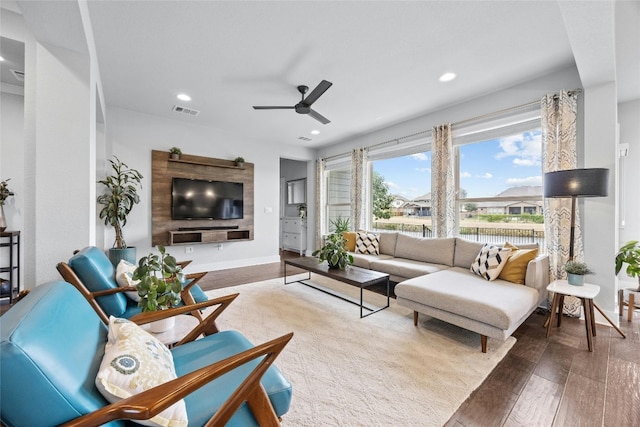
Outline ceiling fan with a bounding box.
[253,80,333,124]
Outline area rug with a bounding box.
[204,274,515,426]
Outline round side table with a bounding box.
[618,287,640,322]
[142,314,199,347]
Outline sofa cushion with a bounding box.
[96,317,188,427]
[394,235,455,266]
[454,238,485,268]
[395,268,539,330]
[342,232,357,252]
[498,242,539,285]
[369,258,447,279]
[378,232,398,256]
[355,232,379,255]
[470,244,512,281]
[115,259,141,302]
[350,253,394,269]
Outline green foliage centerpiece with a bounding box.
[133,245,183,312]
[313,232,353,270]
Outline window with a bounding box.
[325,167,350,233]
[456,127,544,246]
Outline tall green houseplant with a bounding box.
[97,156,143,265]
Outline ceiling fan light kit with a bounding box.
[253,80,333,124]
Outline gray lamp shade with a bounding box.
[543,168,609,198]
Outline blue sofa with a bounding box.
[0,281,293,426]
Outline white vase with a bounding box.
[0,204,6,232]
[149,316,175,333]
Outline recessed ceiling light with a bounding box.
[177,93,191,101]
[0,56,4,61]
[311,130,320,135]
[439,72,456,82]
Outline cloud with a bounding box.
[411,153,429,161]
[460,171,472,178]
[495,131,541,167]
[506,175,542,186]
[478,172,493,179]
[385,181,400,189]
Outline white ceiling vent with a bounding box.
[10,69,25,82]
[298,136,312,142]
[172,105,200,116]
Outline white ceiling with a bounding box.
[6,1,640,149]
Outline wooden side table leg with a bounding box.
[582,298,594,352]
[589,299,597,337]
[546,293,559,338]
[619,289,624,318]
[557,295,565,327]
[593,302,626,339]
[628,293,635,322]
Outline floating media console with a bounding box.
[178,226,239,231]
[169,228,251,245]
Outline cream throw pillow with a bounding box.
[115,259,141,302]
[95,317,188,427]
[470,244,512,281]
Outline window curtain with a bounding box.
[350,147,368,231]
[431,124,456,238]
[541,91,581,316]
[315,158,326,250]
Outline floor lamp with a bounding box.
[543,168,609,261]
[543,167,625,338]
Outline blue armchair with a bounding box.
[57,246,209,324]
[0,281,293,426]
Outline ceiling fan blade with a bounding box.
[253,106,295,110]
[307,108,331,125]
[301,80,332,107]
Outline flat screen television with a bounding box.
[172,177,243,220]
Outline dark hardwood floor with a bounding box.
[3,250,638,425]
[201,251,640,427]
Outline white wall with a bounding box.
[617,99,640,287]
[106,107,315,273]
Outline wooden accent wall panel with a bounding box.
[151,150,254,246]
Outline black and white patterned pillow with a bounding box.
[355,232,380,255]
[470,244,512,281]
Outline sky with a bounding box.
[373,129,542,200]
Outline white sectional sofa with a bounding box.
[348,232,549,352]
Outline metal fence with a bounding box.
[371,222,546,247]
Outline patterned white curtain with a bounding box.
[431,124,456,238]
[315,159,326,250]
[351,148,368,231]
[542,91,582,316]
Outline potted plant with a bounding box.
[169,147,182,160]
[312,232,353,270]
[0,178,14,232]
[615,240,640,291]
[97,156,143,266]
[330,216,350,234]
[298,203,307,219]
[234,156,245,168]
[564,260,594,286]
[132,245,183,332]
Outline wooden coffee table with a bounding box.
[284,257,390,318]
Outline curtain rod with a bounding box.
[321,88,582,162]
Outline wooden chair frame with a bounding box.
[57,261,209,322]
[60,332,294,427]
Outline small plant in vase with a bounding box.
[615,240,640,291]
[0,178,15,232]
[298,203,307,219]
[132,245,183,332]
[169,147,182,160]
[234,156,245,168]
[312,232,353,270]
[564,260,594,286]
